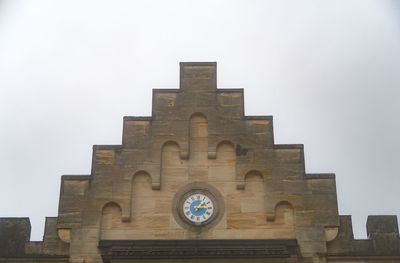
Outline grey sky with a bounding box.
[0,0,399,241]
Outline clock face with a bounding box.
[172,182,224,232]
[182,193,214,223]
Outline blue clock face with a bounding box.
[183,193,214,223]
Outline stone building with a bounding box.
[1,62,399,263]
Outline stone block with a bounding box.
[226,213,256,229]
[94,149,115,165]
[208,165,235,182]
[188,167,208,181]
[367,215,399,236]
[0,218,31,257]
[309,178,336,194]
[241,196,265,213]
[180,62,216,91]
[296,227,326,242]
[226,195,242,213]
[25,241,44,254]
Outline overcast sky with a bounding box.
[0,0,399,241]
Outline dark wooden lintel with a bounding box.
[99,239,299,262]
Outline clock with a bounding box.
[172,182,225,232]
[183,193,214,223]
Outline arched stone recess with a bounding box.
[274,201,295,226]
[100,202,123,239]
[189,113,208,162]
[207,127,230,161]
[236,169,264,190]
[216,140,236,161]
[240,170,266,214]
[207,138,219,160]
[208,141,236,190]
[132,167,160,190]
[161,140,187,161]
[266,200,295,225]
[131,171,153,216]
[161,141,182,168]
[161,141,188,187]
[100,192,131,223]
[115,170,154,223]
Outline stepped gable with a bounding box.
[0,62,399,263]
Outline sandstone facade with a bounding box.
[1,62,399,263]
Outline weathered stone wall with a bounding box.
[52,63,338,262]
[1,62,399,263]
[0,218,31,257]
[327,215,400,261]
[0,217,69,262]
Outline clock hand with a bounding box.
[194,200,205,211]
[194,204,209,210]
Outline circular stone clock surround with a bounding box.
[172,182,225,232]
